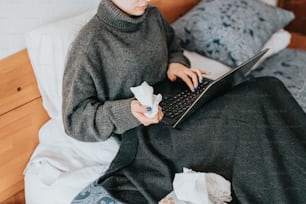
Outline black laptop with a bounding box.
[154,48,269,128]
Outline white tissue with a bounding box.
[171,168,232,204]
[206,172,232,204]
[130,81,162,118]
[173,168,209,204]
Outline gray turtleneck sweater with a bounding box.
[62,0,190,141]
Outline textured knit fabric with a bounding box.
[62,0,189,141]
[249,48,306,112]
[98,77,306,204]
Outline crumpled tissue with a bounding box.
[160,167,232,204]
[130,81,162,118]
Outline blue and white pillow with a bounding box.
[172,0,294,67]
[71,180,122,204]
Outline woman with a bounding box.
[62,0,306,203]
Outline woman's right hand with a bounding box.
[131,100,164,126]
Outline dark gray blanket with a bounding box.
[98,77,306,204]
[249,48,306,112]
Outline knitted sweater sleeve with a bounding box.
[62,46,140,142]
[158,10,190,67]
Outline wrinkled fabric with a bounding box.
[98,77,306,204]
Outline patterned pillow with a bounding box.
[71,180,122,204]
[172,0,294,67]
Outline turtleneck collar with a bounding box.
[96,0,149,32]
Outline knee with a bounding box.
[235,76,286,98]
[237,76,279,90]
[252,76,286,92]
[255,76,283,85]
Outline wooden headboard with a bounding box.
[0,0,305,203]
[0,0,200,203]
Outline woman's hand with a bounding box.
[131,100,164,126]
[167,62,209,92]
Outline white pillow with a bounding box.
[24,118,119,189]
[261,0,278,6]
[24,119,118,204]
[26,10,96,120]
[253,29,291,69]
[26,6,289,120]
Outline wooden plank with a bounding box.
[0,98,49,203]
[278,0,306,35]
[0,50,41,116]
[288,32,306,51]
[1,189,25,204]
[0,181,24,204]
[151,0,200,23]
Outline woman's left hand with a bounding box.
[167,63,209,92]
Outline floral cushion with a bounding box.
[172,0,294,67]
[71,180,122,204]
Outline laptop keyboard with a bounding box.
[160,79,211,120]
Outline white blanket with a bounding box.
[24,119,119,204]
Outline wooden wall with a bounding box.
[279,0,306,35]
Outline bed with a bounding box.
[0,0,305,203]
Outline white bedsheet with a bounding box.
[25,165,105,204]
[24,119,119,204]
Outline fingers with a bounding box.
[191,68,204,83]
[132,100,148,113]
[141,107,164,126]
[179,72,196,92]
[180,68,205,92]
[157,106,164,122]
[131,100,164,126]
[168,63,211,92]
